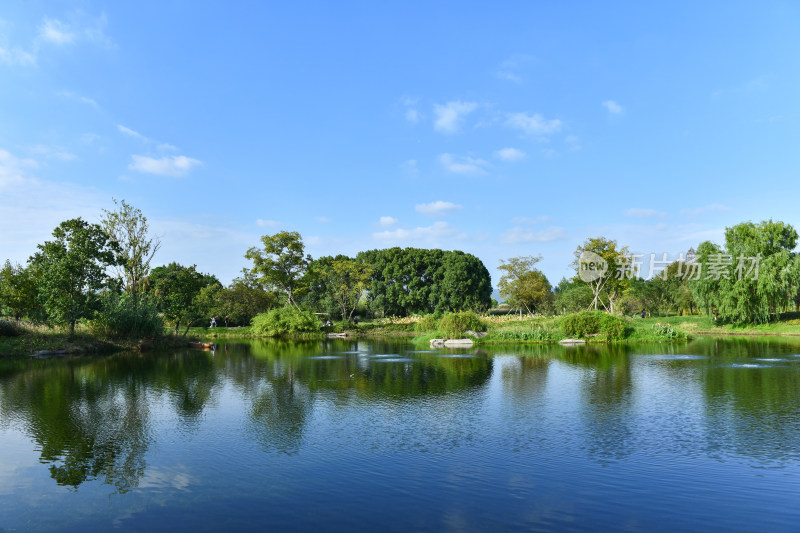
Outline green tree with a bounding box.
[554,277,594,314]
[497,256,552,316]
[146,263,218,335]
[0,260,37,321]
[29,218,119,335]
[573,237,631,313]
[212,270,279,326]
[311,256,373,321]
[101,199,161,299]
[245,231,310,307]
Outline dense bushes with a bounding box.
[0,319,21,337]
[437,311,486,338]
[251,306,321,336]
[89,292,164,338]
[561,311,629,340]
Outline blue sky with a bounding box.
[2,2,799,287]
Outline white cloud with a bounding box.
[38,18,76,45]
[495,54,535,83]
[494,147,526,161]
[433,101,478,134]
[602,100,624,115]
[415,200,463,217]
[118,124,148,141]
[500,225,567,244]
[680,203,732,216]
[505,112,562,137]
[129,155,202,177]
[401,97,421,124]
[379,216,398,227]
[512,215,549,225]
[256,219,281,228]
[314,216,331,223]
[438,153,488,175]
[625,208,666,218]
[0,45,36,66]
[373,221,465,244]
[401,159,418,175]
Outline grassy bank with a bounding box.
[0,321,200,358]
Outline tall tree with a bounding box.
[573,237,631,313]
[311,256,373,321]
[29,218,119,335]
[497,256,552,316]
[245,231,310,307]
[101,199,161,299]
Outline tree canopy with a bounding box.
[245,231,310,307]
[29,218,119,335]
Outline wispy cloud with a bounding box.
[373,221,465,244]
[28,145,77,161]
[256,219,281,228]
[433,101,478,134]
[400,159,418,175]
[625,208,666,218]
[415,200,463,217]
[378,216,398,227]
[438,153,488,175]
[495,54,535,83]
[680,203,732,216]
[129,155,202,177]
[500,225,567,244]
[314,216,331,223]
[38,18,76,45]
[505,112,562,138]
[0,45,36,66]
[118,124,148,141]
[402,97,421,124]
[512,215,550,225]
[494,147,526,161]
[602,100,624,115]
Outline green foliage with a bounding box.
[600,314,628,340]
[245,231,310,306]
[29,218,120,336]
[250,307,321,337]
[554,277,594,314]
[492,327,555,342]
[497,256,553,314]
[356,247,492,317]
[437,310,486,338]
[0,319,21,337]
[573,237,631,313]
[0,260,38,321]
[308,255,373,321]
[145,263,218,335]
[561,311,603,337]
[651,322,685,340]
[691,220,800,324]
[101,199,161,298]
[561,311,629,340]
[414,314,438,332]
[211,270,278,326]
[89,291,164,338]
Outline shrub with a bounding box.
[561,311,604,337]
[414,314,438,332]
[601,314,628,340]
[251,306,321,337]
[0,319,21,337]
[89,292,164,338]
[437,311,486,338]
[493,327,554,342]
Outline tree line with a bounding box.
[1,199,799,337]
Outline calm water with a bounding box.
[1,337,799,532]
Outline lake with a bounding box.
[1,337,799,532]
